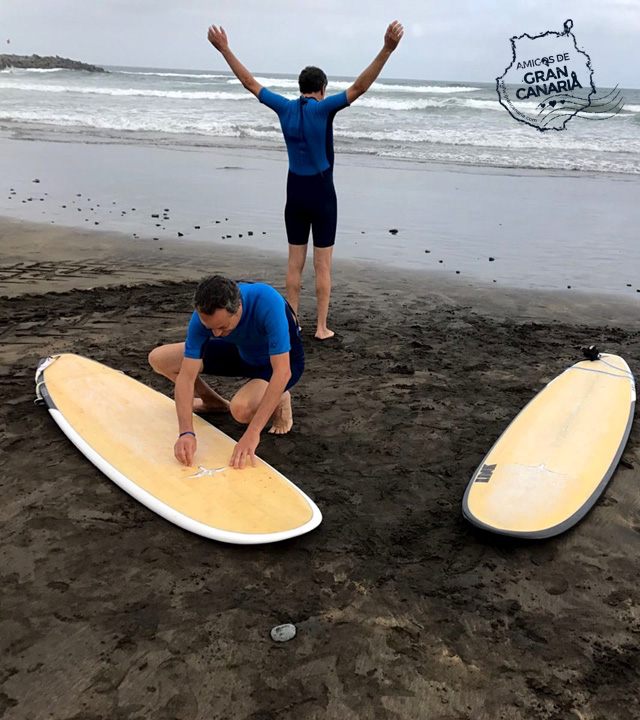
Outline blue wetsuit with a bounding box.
[259,87,350,248]
[184,283,304,390]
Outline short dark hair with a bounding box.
[298,66,327,94]
[194,275,241,315]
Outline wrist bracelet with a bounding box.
[179,431,196,438]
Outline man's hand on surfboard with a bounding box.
[230,429,259,470]
[175,433,197,466]
[207,25,229,53]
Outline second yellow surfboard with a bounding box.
[463,352,635,539]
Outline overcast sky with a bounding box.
[2,0,638,88]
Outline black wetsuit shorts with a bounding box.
[285,170,337,249]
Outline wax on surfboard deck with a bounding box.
[462,353,635,539]
[35,353,322,544]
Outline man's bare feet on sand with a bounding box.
[193,397,230,413]
[315,328,335,340]
[268,392,293,434]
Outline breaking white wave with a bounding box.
[115,70,229,79]
[0,67,65,73]
[1,63,638,175]
[0,81,251,100]
[235,76,481,94]
[356,96,503,111]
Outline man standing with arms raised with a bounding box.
[207,21,404,339]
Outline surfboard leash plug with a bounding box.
[582,345,600,361]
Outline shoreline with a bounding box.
[2,124,640,182]
[2,215,639,329]
[2,136,639,300]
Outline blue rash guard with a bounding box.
[184,283,304,390]
[259,88,350,175]
[259,88,350,247]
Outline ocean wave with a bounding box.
[115,70,229,79]
[0,67,65,73]
[0,80,489,108]
[228,77,298,89]
[356,96,502,111]
[338,126,640,154]
[3,114,638,174]
[331,81,483,95]
[0,110,247,136]
[365,83,481,94]
[2,63,638,177]
[0,81,251,100]
[372,146,640,175]
[4,105,637,156]
[231,76,481,94]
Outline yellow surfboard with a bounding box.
[463,352,635,539]
[35,354,321,544]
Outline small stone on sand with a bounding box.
[270,624,296,642]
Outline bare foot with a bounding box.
[193,397,230,413]
[315,328,335,340]
[268,392,293,434]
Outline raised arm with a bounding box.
[207,25,263,98]
[346,21,404,105]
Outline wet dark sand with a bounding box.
[2,135,640,298]
[1,218,639,720]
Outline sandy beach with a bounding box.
[2,185,640,720]
[2,1,640,711]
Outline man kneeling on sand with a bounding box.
[148,274,304,470]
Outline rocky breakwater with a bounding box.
[0,54,105,72]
